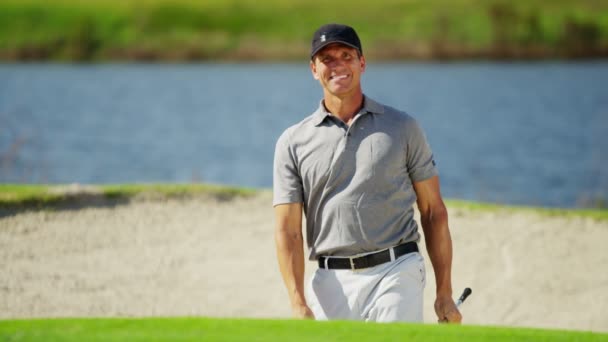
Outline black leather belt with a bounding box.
[317,241,419,270]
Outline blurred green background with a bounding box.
[1,0,607,61]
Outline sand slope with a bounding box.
[1,192,606,332]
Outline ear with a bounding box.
[360,55,366,74]
[310,60,320,80]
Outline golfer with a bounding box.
[273,23,461,323]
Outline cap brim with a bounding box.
[311,40,361,59]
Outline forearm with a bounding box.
[421,205,453,296]
[275,226,307,309]
[414,177,461,322]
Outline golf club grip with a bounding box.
[457,287,472,307]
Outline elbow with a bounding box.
[275,224,302,245]
[420,202,448,228]
[434,203,448,221]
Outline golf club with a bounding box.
[456,287,472,308]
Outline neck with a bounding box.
[323,90,364,124]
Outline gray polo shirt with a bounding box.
[273,96,437,260]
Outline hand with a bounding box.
[434,295,462,324]
[292,303,315,320]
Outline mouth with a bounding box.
[329,74,349,81]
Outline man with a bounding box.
[273,23,461,324]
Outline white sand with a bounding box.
[1,191,606,332]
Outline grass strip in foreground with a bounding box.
[0,318,606,342]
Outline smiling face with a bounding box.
[310,43,366,99]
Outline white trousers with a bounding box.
[307,252,426,323]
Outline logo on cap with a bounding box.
[320,34,326,42]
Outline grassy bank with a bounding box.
[445,199,608,221]
[0,183,255,213]
[0,183,606,221]
[1,318,606,342]
[1,0,608,61]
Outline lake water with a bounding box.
[1,62,607,208]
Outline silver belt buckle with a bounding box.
[349,256,356,270]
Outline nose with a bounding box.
[328,58,345,70]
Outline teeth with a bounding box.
[332,75,347,80]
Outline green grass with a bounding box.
[100,183,256,199]
[0,318,606,342]
[1,0,608,61]
[0,183,256,209]
[446,199,608,221]
[1,184,606,221]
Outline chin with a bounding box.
[330,88,351,96]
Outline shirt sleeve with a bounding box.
[405,117,439,183]
[273,129,304,206]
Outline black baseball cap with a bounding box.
[310,23,362,59]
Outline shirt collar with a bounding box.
[312,95,384,126]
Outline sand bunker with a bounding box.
[1,192,606,332]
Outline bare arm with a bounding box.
[413,175,462,323]
[274,202,313,319]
